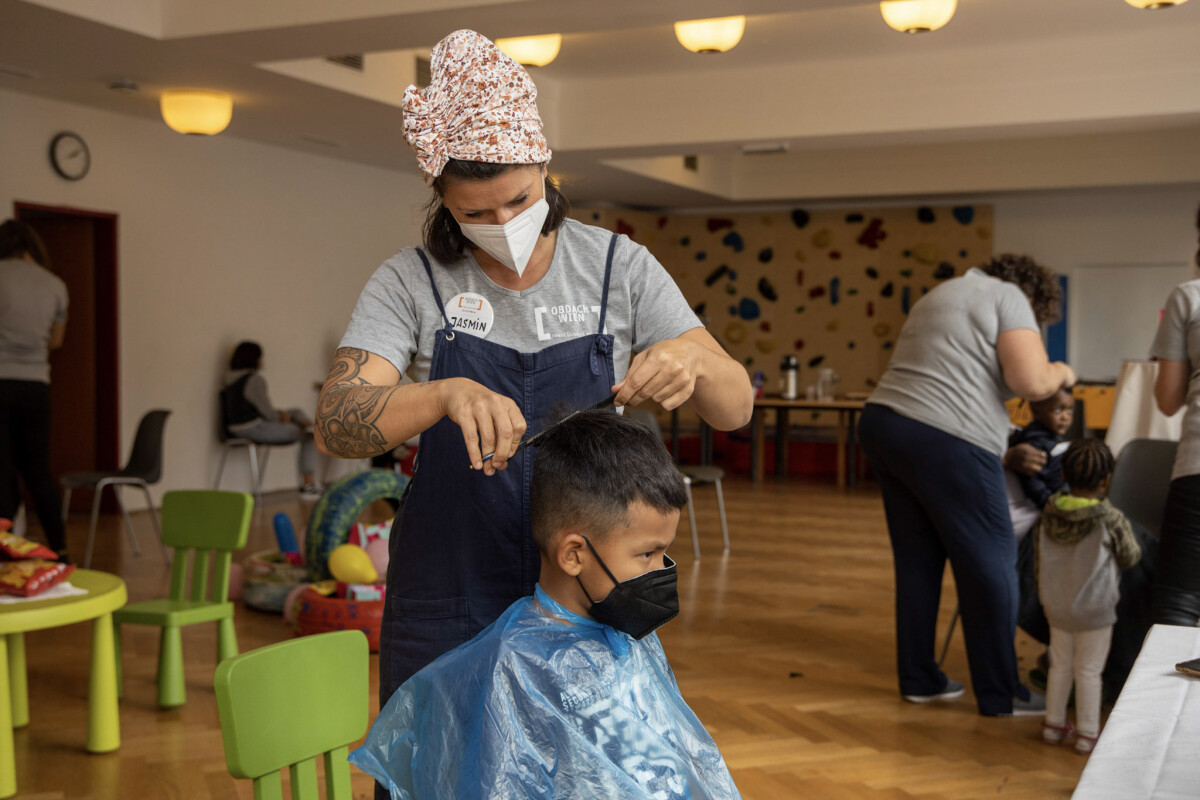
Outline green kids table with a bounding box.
[0,569,127,798]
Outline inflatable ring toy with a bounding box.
[305,469,408,581]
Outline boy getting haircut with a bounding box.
[351,410,742,800]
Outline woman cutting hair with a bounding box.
[315,29,752,737]
[859,253,1074,717]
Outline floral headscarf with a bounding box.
[402,29,552,180]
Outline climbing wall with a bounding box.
[574,205,993,396]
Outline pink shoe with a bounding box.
[1074,732,1099,755]
[1042,721,1074,745]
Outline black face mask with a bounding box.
[576,537,679,640]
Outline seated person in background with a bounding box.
[1036,439,1141,756]
[221,340,319,498]
[351,411,741,800]
[1005,390,1075,672]
[1008,388,1076,516]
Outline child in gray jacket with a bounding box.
[1036,438,1141,755]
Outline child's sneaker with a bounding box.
[1073,732,1098,755]
[300,484,322,501]
[1042,721,1074,745]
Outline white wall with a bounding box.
[991,185,1200,380]
[0,87,429,507]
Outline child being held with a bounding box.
[350,410,741,800]
[1036,439,1141,755]
[1009,388,1076,515]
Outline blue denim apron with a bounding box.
[379,235,619,700]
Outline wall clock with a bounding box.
[50,131,91,181]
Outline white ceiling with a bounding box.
[2,0,1199,208]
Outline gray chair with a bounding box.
[625,407,729,560]
[61,409,171,568]
[214,389,273,509]
[1108,438,1178,538]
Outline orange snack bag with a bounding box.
[0,559,76,596]
[0,532,59,561]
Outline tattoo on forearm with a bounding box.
[316,348,399,458]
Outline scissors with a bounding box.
[470,393,617,469]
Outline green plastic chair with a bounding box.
[215,630,369,800]
[113,489,253,707]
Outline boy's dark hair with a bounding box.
[530,410,687,551]
[1063,438,1114,492]
[422,161,570,264]
[230,341,263,371]
[980,253,1062,327]
[1029,388,1072,416]
[0,219,50,268]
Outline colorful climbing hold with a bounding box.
[725,284,737,295]
[882,341,893,350]
[728,270,738,280]
[693,302,707,317]
[901,286,912,314]
[830,277,841,306]
[809,286,826,299]
[616,219,634,238]
[867,301,875,317]
[848,341,856,349]
[704,265,730,286]
[721,231,744,252]
[754,338,778,354]
[760,321,771,332]
[952,206,975,225]
[758,277,779,302]
[873,322,892,338]
[795,305,806,314]
[758,247,774,264]
[791,209,810,228]
[917,207,936,224]
[657,216,668,229]
[794,339,805,350]
[707,218,734,232]
[845,213,864,223]
[847,288,859,296]
[680,236,691,247]
[812,228,833,248]
[881,282,894,298]
[592,212,601,221]
[695,251,707,261]
[912,243,940,265]
[977,225,992,240]
[900,269,913,278]
[729,306,738,316]
[794,249,807,262]
[725,321,747,343]
[829,250,842,260]
[959,249,968,258]
[933,262,955,280]
[865,267,879,279]
[825,320,840,332]
[738,298,761,320]
[857,218,887,250]
[807,356,825,368]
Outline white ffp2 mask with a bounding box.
[457,181,550,276]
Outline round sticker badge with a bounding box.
[445,292,495,338]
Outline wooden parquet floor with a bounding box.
[8,477,1085,799]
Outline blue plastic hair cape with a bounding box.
[350,585,741,800]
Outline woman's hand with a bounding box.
[1005,443,1047,476]
[439,378,527,475]
[612,338,701,411]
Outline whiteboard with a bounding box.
[1068,262,1190,382]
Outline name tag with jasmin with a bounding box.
[445,292,494,337]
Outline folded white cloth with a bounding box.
[0,581,88,604]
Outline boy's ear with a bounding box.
[555,530,588,577]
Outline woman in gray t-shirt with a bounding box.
[1150,222,1200,626]
[859,254,1074,717]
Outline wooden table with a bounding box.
[750,396,868,488]
[0,570,127,798]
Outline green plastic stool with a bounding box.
[113,490,252,708]
[215,630,369,800]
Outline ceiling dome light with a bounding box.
[160,90,232,135]
[1124,0,1189,7]
[495,34,562,67]
[674,16,746,54]
[880,0,957,33]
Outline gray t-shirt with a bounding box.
[869,268,1040,456]
[1150,280,1200,479]
[0,257,68,383]
[339,219,701,385]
